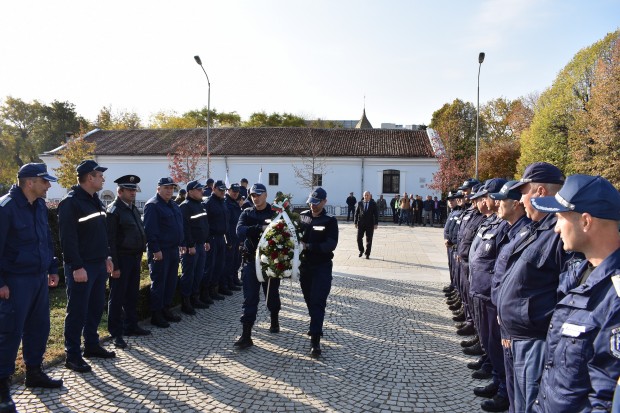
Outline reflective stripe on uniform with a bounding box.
[0,195,12,207]
[78,211,106,222]
[190,212,207,219]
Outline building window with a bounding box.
[313,174,323,186]
[269,173,279,186]
[382,169,400,194]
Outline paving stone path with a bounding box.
[13,223,488,412]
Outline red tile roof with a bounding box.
[68,128,436,158]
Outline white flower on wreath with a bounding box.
[260,255,269,264]
[266,268,275,277]
[274,258,279,263]
[284,269,292,277]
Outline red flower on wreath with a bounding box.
[271,251,279,259]
[268,239,275,245]
[276,263,285,271]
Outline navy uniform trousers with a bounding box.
[206,234,225,288]
[180,242,206,297]
[148,247,179,311]
[0,273,49,377]
[108,253,142,337]
[240,263,280,325]
[224,244,241,289]
[65,261,108,356]
[300,261,333,336]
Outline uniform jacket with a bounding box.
[456,206,485,262]
[448,208,464,246]
[444,208,460,243]
[106,197,146,269]
[354,199,378,228]
[58,184,110,269]
[299,209,338,265]
[204,194,228,237]
[469,215,509,299]
[179,197,209,248]
[535,248,620,412]
[497,213,575,340]
[143,193,184,252]
[224,194,242,245]
[0,185,57,287]
[237,203,273,256]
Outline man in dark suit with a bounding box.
[345,192,357,222]
[354,191,379,259]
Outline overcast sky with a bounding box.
[1,0,618,127]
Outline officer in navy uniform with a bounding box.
[496,162,575,412]
[202,178,214,198]
[530,175,620,412]
[106,175,149,349]
[442,190,461,295]
[238,178,249,200]
[224,183,243,290]
[179,180,210,315]
[144,177,185,328]
[58,160,116,373]
[203,180,231,300]
[299,187,339,357]
[0,164,62,413]
[234,183,281,349]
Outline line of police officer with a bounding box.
[443,162,620,412]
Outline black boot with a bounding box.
[191,294,209,309]
[233,277,243,287]
[181,296,196,315]
[199,288,214,305]
[210,285,225,301]
[151,311,170,328]
[162,307,181,322]
[234,323,254,349]
[310,334,322,358]
[219,285,234,296]
[461,335,480,348]
[0,377,16,413]
[481,394,510,412]
[269,313,280,333]
[25,365,63,389]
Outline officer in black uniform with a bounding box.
[224,183,243,290]
[106,175,149,349]
[58,160,116,373]
[238,178,249,200]
[299,187,339,357]
[234,183,281,349]
[0,164,62,412]
[179,180,210,315]
[203,180,231,299]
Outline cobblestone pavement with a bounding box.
[13,222,489,412]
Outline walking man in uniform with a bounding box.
[0,164,63,413]
[354,191,378,259]
[106,175,149,349]
[58,160,116,373]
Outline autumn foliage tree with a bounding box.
[54,131,96,189]
[167,140,208,186]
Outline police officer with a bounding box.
[106,175,149,349]
[0,164,62,412]
[496,162,574,412]
[179,180,210,315]
[299,187,339,357]
[238,178,249,200]
[58,160,116,373]
[224,183,243,290]
[234,183,280,349]
[442,190,461,295]
[530,175,620,412]
[203,180,231,299]
[144,177,185,328]
[202,178,214,198]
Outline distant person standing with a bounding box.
[238,178,249,200]
[202,178,214,198]
[399,192,411,226]
[345,192,357,222]
[0,164,63,411]
[390,194,400,224]
[58,160,116,373]
[422,195,433,226]
[354,191,379,259]
[376,195,387,217]
[174,189,186,205]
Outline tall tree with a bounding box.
[0,96,43,166]
[54,132,97,189]
[292,130,329,191]
[243,111,306,127]
[35,100,91,153]
[167,139,208,186]
[427,154,474,194]
[429,99,478,160]
[95,106,142,130]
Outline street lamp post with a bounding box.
[475,52,485,180]
[194,55,211,178]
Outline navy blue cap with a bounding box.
[214,180,227,191]
[157,177,177,186]
[114,175,140,189]
[453,190,465,199]
[206,178,214,185]
[446,190,458,200]
[178,189,187,195]
[469,185,486,200]
[76,159,107,176]
[229,183,240,192]
[186,180,204,191]
[18,163,57,182]
[307,187,327,205]
[510,162,565,190]
[530,174,620,220]
[489,180,522,201]
[250,183,267,195]
[458,178,481,190]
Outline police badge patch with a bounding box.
[611,327,620,359]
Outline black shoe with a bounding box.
[210,287,225,301]
[481,394,510,412]
[446,297,460,305]
[365,255,370,259]
[461,335,479,348]
[463,342,485,356]
[0,377,16,413]
[442,285,454,293]
[472,369,493,380]
[219,287,234,296]
[65,356,92,373]
[467,359,484,370]
[200,292,214,305]
[113,336,128,349]
[151,311,170,328]
[455,322,468,329]
[234,323,254,349]
[452,312,466,322]
[181,297,196,315]
[449,303,462,311]
[84,344,116,359]
[24,365,63,388]
[310,334,322,358]
[457,323,476,336]
[359,252,363,257]
[233,278,243,287]
[474,382,499,398]
[125,325,151,336]
[191,295,209,309]
[270,313,280,333]
[229,285,242,291]
[162,308,181,322]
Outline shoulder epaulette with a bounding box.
[0,195,12,207]
[107,205,117,214]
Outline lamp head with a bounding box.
[194,55,202,65]
[478,52,485,64]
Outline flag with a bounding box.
[258,166,263,184]
[225,171,230,188]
